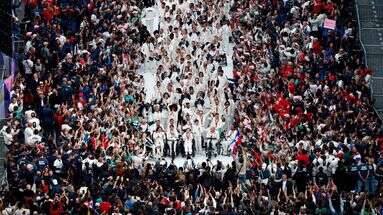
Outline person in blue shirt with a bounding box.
[356,157,369,193]
[36,156,49,171]
[366,157,378,195]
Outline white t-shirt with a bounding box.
[53,159,63,171]
[24,127,34,142]
[2,129,13,146]
[8,102,18,113]
[27,134,42,146]
[25,110,35,120]
[28,117,41,131]
[153,131,165,145]
[182,132,193,145]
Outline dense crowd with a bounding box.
[1,0,383,214]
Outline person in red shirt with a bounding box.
[49,199,64,215]
[297,149,310,167]
[312,38,322,55]
[101,134,110,149]
[312,0,323,14]
[23,89,34,107]
[99,200,112,214]
[281,62,294,78]
[26,0,38,8]
[42,5,54,23]
[324,1,335,16]
[54,109,65,130]
[328,72,336,82]
[40,180,49,194]
[288,80,295,95]
[288,115,301,129]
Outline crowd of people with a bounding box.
[1,0,383,214]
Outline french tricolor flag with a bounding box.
[229,129,241,158]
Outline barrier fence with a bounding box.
[0,119,7,194]
[355,0,383,120]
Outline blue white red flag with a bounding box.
[229,130,241,158]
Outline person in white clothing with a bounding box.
[183,156,195,172]
[167,105,179,126]
[182,101,193,119]
[151,104,163,125]
[27,130,42,146]
[2,126,13,147]
[28,114,41,131]
[53,155,63,174]
[166,124,179,156]
[24,109,35,121]
[192,119,203,153]
[183,128,194,156]
[82,154,96,170]
[24,122,34,144]
[153,127,166,157]
[8,97,20,113]
[205,126,219,152]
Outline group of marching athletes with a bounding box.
[138,110,239,159]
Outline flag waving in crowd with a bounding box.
[230,129,241,159]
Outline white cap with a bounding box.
[52,179,58,185]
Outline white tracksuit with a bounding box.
[153,131,165,157]
[205,129,219,150]
[183,132,194,155]
[166,129,178,155]
[192,124,202,153]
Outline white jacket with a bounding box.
[153,131,165,145]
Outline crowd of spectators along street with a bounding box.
[1,0,383,214]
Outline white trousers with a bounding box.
[184,141,193,155]
[155,141,165,156]
[194,134,202,152]
[222,140,231,155]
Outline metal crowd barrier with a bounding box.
[355,0,383,121]
[0,118,7,193]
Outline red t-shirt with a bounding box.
[49,202,63,215]
[281,64,294,78]
[328,73,336,81]
[26,0,38,8]
[174,200,181,210]
[312,40,322,54]
[312,0,323,14]
[54,113,64,127]
[101,135,110,149]
[288,115,301,129]
[288,82,295,95]
[41,183,49,193]
[297,152,310,167]
[324,2,334,14]
[42,7,54,22]
[99,201,112,213]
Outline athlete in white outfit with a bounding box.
[153,127,166,157]
[192,119,202,153]
[183,128,194,156]
[151,104,163,125]
[166,124,179,156]
[206,126,219,151]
